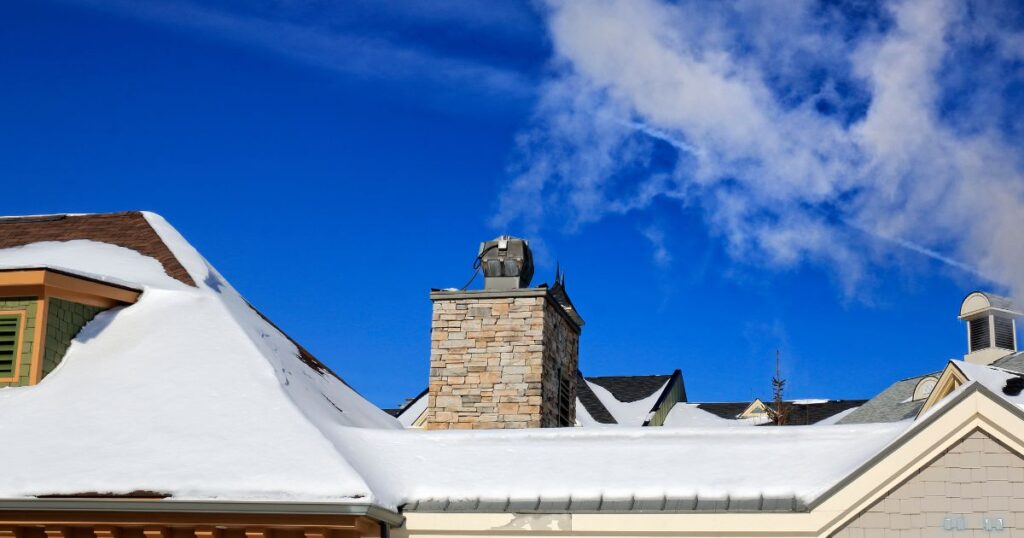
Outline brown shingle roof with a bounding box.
[0,212,195,286]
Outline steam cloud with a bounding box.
[497,0,1024,298]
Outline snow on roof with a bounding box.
[952,360,1024,407]
[584,377,667,426]
[397,390,428,428]
[0,212,399,503]
[662,404,765,427]
[0,211,989,513]
[340,421,908,508]
[814,406,861,425]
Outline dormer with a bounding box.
[739,398,769,418]
[0,268,139,387]
[959,291,1020,365]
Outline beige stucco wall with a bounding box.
[833,430,1024,538]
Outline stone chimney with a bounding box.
[960,291,1020,365]
[425,236,583,430]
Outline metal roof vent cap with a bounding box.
[479,235,534,291]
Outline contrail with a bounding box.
[845,220,990,280]
[628,120,991,283]
[625,120,703,155]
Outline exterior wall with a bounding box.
[647,375,685,426]
[540,299,578,427]
[832,430,1024,538]
[426,292,580,429]
[0,296,106,387]
[42,297,105,378]
[0,297,38,387]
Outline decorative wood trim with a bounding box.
[302,528,327,538]
[739,398,767,418]
[43,528,71,538]
[193,527,217,538]
[917,361,969,417]
[95,527,121,538]
[0,309,27,383]
[42,271,139,305]
[0,270,140,306]
[29,298,47,385]
[142,528,169,538]
[0,269,140,386]
[0,527,15,538]
[0,513,365,528]
[243,529,268,538]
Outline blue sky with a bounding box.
[2,0,1022,408]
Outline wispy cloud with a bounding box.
[497,0,1024,299]
[641,225,672,268]
[63,0,536,98]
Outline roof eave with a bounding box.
[806,381,1024,511]
[0,498,405,527]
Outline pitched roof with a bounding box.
[838,351,1024,426]
[0,213,194,285]
[692,400,866,425]
[991,351,1024,372]
[695,402,751,419]
[9,211,1022,518]
[779,399,868,425]
[587,374,672,402]
[837,373,938,424]
[576,372,617,424]
[0,211,400,505]
[388,383,1024,520]
[393,372,679,427]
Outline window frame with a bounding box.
[0,310,27,383]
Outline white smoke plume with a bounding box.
[497,0,1024,298]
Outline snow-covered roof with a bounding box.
[349,421,908,511]
[397,372,683,428]
[0,212,399,505]
[583,376,669,426]
[951,360,1024,408]
[3,212,1018,517]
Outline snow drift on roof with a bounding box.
[952,360,1024,407]
[663,404,765,427]
[339,421,908,509]
[0,212,398,503]
[584,377,667,426]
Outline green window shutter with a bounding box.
[0,315,20,377]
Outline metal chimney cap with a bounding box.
[478,235,534,291]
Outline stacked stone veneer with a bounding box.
[426,290,581,429]
[833,430,1024,538]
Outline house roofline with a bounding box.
[805,381,1023,511]
[0,498,405,527]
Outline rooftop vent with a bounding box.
[478,235,534,291]
[959,291,1021,365]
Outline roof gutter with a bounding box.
[0,498,405,527]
